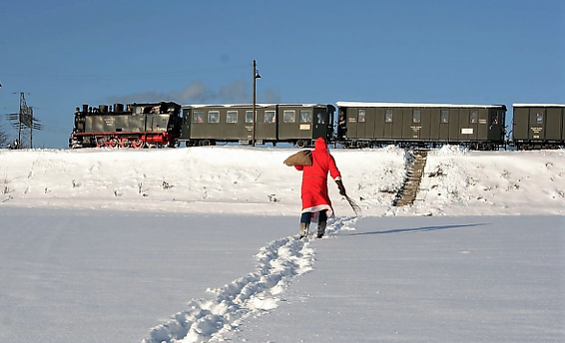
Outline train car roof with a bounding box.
[336,101,507,109]
[130,102,180,106]
[181,103,332,109]
[512,103,565,107]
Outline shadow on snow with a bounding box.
[343,222,487,236]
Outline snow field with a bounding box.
[142,216,356,343]
[1,146,564,342]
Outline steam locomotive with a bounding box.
[69,101,565,150]
[69,102,181,148]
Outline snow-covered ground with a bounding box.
[1,146,564,216]
[0,146,564,342]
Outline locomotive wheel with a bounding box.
[296,140,307,148]
[96,138,105,148]
[107,138,119,148]
[131,139,145,149]
[119,138,131,148]
[200,139,211,146]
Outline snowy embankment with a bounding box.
[1,146,564,216]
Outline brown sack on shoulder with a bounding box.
[283,150,312,166]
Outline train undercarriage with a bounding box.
[69,132,177,149]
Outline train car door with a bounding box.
[180,108,192,140]
[337,107,347,140]
[528,108,544,140]
[345,107,358,138]
[383,108,394,140]
[410,109,422,140]
[477,109,488,141]
[545,107,561,141]
[448,108,459,143]
[398,108,411,140]
[256,106,277,143]
[512,107,529,141]
[190,109,207,139]
[428,108,440,141]
[356,109,367,139]
[364,108,377,142]
[374,108,385,142]
[313,106,331,140]
[438,109,449,142]
[486,109,504,143]
[420,108,432,141]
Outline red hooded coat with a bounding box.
[295,137,342,218]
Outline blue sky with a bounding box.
[0,0,563,148]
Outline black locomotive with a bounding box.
[69,100,564,150]
[69,102,181,148]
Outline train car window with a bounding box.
[316,112,326,124]
[193,111,204,124]
[264,111,276,123]
[208,111,220,124]
[358,110,366,123]
[245,111,254,123]
[470,110,478,124]
[385,109,393,123]
[300,110,312,123]
[283,110,296,123]
[491,112,499,125]
[226,111,238,124]
[535,112,543,124]
[441,110,449,124]
[135,107,143,115]
[413,110,421,124]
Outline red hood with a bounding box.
[315,137,327,152]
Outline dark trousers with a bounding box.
[300,210,327,224]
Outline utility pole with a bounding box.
[251,60,261,147]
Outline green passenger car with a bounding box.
[179,104,335,147]
[336,102,506,150]
[512,104,565,150]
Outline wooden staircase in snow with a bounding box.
[393,150,429,207]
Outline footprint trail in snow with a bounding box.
[141,216,357,343]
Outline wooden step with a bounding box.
[393,150,428,207]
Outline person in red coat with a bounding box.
[295,137,346,238]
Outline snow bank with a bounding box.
[1,146,564,216]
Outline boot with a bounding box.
[299,222,310,239]
[317,221,327,238]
